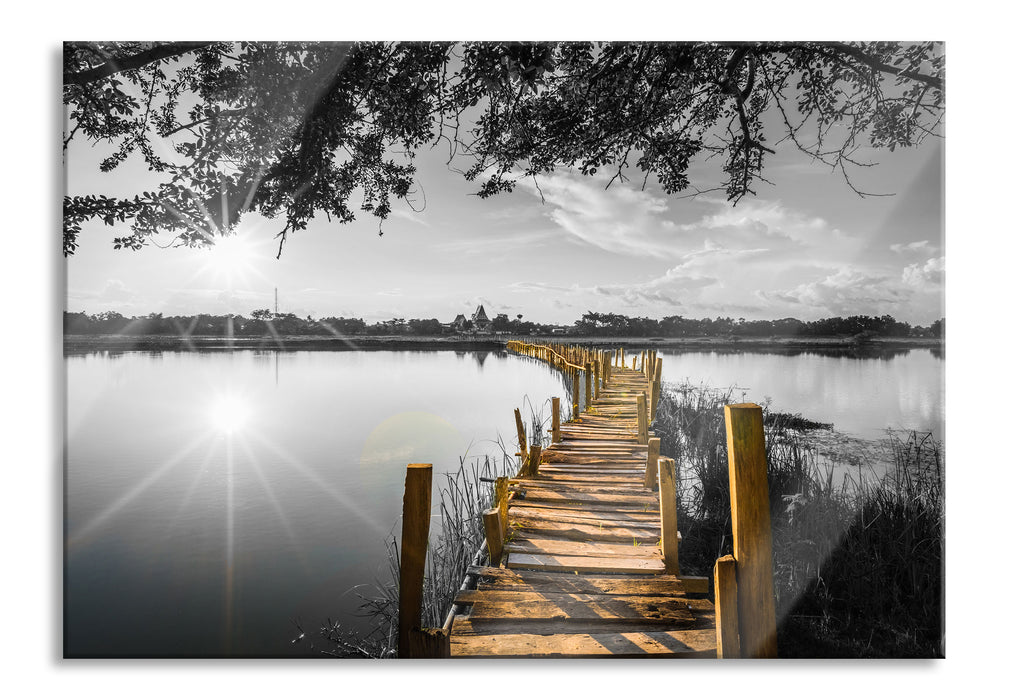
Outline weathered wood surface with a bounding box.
[453,362,715,658]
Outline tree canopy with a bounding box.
[63,41,944,256]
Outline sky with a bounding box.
[65,49,944,328]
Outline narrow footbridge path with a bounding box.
[448,346,716,658]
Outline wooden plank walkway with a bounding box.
[448,364,717,658]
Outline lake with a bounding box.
[64,345,943,657]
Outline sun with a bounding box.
[209,394,251,434]
[198,231,265,288]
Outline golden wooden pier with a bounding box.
[396,341,776,659]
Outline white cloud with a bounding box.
[902,257,945,288]
[890,240,939,256]
[764,266,911,316]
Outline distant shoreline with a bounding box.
[63,333,943,353]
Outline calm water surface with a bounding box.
[65,346,943,657]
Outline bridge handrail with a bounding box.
[506,339,586,371]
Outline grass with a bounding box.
[653,381,944,658]
[311,399,556,657]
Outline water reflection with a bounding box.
[65,349,567,657]
[64,346,942,657]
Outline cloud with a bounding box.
[98,279,136,302]
[890,240,939,256]
[902,257,944,289]
[512,168,855,266]
[763,266,911,315]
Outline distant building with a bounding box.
[471,304,492,333]
[449,313,467,333]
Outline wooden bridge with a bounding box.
[394,341,777,659]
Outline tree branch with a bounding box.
[64,42,218,86]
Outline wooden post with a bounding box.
[494,476,509,522]
[514,408,528,464]
[714,555,741,659]
[584,363,592,409]
[483,507,505,566]
[636,393,648,444]
[572,370,580,419]
[658,457,679,575]
[551,397,561,443]
[724,403,777,658]
[529,444,542,477]
[398,463,433,658]
[645,437,660,490]
[409,628,449,658]
[593,359,600,397]
[650,376,661,422]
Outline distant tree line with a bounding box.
[571,312,944,339]
[64,309,944,339]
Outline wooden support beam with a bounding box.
[658,457,679,575]
[514,408,528,464]
[408,627,450,658]
[572,370,580,419]
[551,397,561,444]
[529,444,542,477]
[724,403,777,659]
[636,393,648,445]
[645,437,660,490]
[398,463,433,658]
[714,555,740,659]
[483,507,505,567]
[494,476,510,522]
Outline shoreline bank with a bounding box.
[63,333,943,353]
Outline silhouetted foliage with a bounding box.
[64,41,943,255]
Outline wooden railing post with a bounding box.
[636,393,648,444]
[514,408,528,465]
[658,457,679,575]
[593,359,600,397]
[483,507,505,567]
[714,555,740,658]
[584,364,593,409]
[494,476,509,522]
[528,444,542,477]
[724,403,777,658]
[551,397,561,443]
[572,369,580,419]
[645,437,660,489]
[398,463,433,658]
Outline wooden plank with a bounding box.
[513,489,658,506]
[461,594,710,627]
[506,537,662,559]
[508,505,659,524]
[449,627,716,658]
[508,519,660,543]
[512,486,653,502]
[724,403,777,658]
[466,566,709,595]
[455,590,714,610]
[506,499,659,514]
[507,552,667,574]
[510,474,643,486]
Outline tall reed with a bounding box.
[652,382,944,657]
